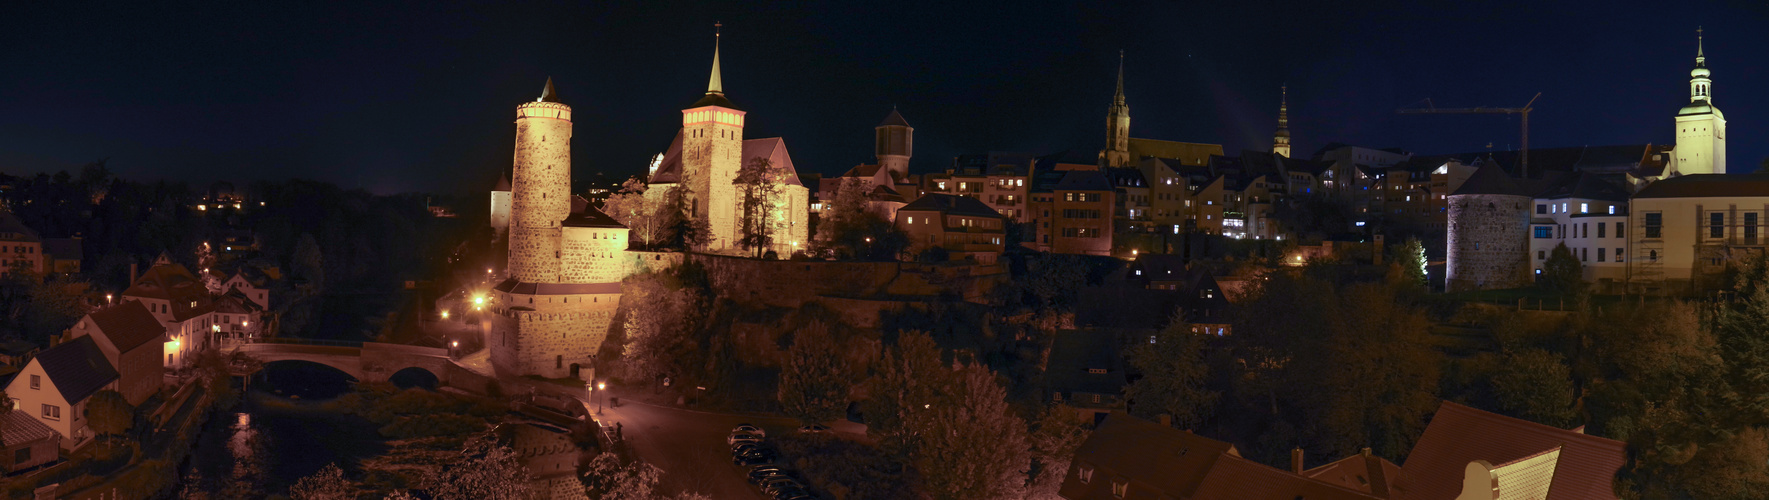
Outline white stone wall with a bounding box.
[561,227,629,284]
[490,190,512,235]
[509,102,573,283]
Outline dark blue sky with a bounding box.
[3,0,1766,195]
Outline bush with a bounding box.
[774,433,920,500]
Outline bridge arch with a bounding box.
[389,366,440,390]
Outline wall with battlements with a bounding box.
[489,291,619,379]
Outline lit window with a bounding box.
[1581,203,1589,213]
[1608,205,1616,215]
[1078,466,1094,484]
[1111,480,1128,498]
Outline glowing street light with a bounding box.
[105,293,112,304]
[441,310,450,319]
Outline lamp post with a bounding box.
[596,381,607,415]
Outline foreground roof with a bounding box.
[0,411,56,447]
[1397,401,1624,500]
[1190,454,1383,500]
[1060,412,1238,499]
[494,278,622,296]
[34,336,118,404]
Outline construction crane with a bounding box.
[1397,92,1542,178]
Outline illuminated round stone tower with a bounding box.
[509,78,572,283]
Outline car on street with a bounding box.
[732,423,766,437]
[796,424,831,434]
[747,466,789,484]
[761,477,803,495]
[771,487,810,500]
[728,433,763,446]
[733,454,773,467]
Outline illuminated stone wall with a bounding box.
[488,292,619,379]
[1446,193,1532,292]
[509,101,573,283]
[561,226,628,284]
[490,190,512,236]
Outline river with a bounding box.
[178,363,388,498]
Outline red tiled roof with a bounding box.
[84,301,167,354]
[33,336,118,404]
[1059,412,1237,499]
[1397,401,1625,500]
[1190,455,1384,500]
[122,263,215,321]
[740,137,805,187]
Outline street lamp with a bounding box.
[596,381,607,414]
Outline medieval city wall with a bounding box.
[507,226,561,283]
[1446,193,1533,291]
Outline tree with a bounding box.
[778,321,869,424]
[815,179,907,260]
[661,185,710,251]
[421,434,535,500]
[735,157,786,258]
[619,265,713,390]
[865,330,950,460]
[604,177,678,250]
[1389,237,1428,288]
[1490,348,1578,428]
[1538,242,1583,295]
[1025,404,1091,500]
[22,276,89,344]
[910,362,1032,500]
[292,232,325,294]
[1125,320,1219,429]
[86,389,133,448]
[290,463,355,500]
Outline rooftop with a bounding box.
[84,301,167,354]
[899,193,1001,218]
[1633,173,1769,199]
[1397,401,1625,500]
[34,336,119,404]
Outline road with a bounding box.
[593,397,800,499]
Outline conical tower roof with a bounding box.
[1451,163,1529,197]
[879,107,910,128]
[1113,50,1126,105]
[708,31,724,95]
[539,77,560,103]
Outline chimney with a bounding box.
[1364,447,1391,498]
[48,334,60,347]
[1158,414,1172,428]
[130,261,138,284]
[1291,447,1304,474]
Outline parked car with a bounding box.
[732,423,766,437]
[796,424,831,434]
[748,466,789,485]
[771,487,810,500]
[733,454,773,467]
[761,478,803,495]
[728,433,763,446]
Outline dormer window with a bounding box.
[1111,480,1128,498]
[1078,465,1094,484]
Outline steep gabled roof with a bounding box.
[84,301,167,354]
[34,336,118,404]
[0,211,40,242]
[1397,401,1625,500]
[1535,173,1631,202]
[650,130,686,184]
[741,137,805,187]
[123,263,215,321]
[562,206,626,228]
[214,290,266,314]
[1303,450,1402,497]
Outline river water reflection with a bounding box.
[180,363,386,498]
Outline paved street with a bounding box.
[593,396,800,499]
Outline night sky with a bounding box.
[5,0,1767,195]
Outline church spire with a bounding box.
[1689,27,1713,104]
[707,23,724,95]
[1113,50,1125,106]
[1273,85,1291,157]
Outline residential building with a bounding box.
[66,301,166,405]
[1397,401,1625,500]
[41,237,81,274]
[1627,173,1769,293]
[1052,171,1116,256]
[1529,173,1631,289]
[5,336,119,451]
[894,194,1006,264]
[1045,330,1125,425]
[122,255,216,369]
[0,211,43,276]
[221,268,272,310]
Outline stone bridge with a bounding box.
[226,340,456,385]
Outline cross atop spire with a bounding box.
[1696,26,1706,65]
[1113,50,1125,105]
[708,23,724,95]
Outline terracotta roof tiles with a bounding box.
[1396,401,1624,500]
